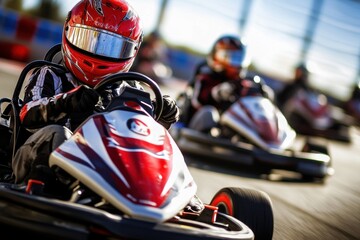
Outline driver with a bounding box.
[276,63,310,109]
[12,0,179,186]
[182,35,272,132]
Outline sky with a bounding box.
[131,0,360,101]
[9,0,360,100]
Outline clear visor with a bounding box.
[65,24,139,60]
[215,49,246,67]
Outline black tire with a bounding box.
[302,137,329,155]
[210,187,274,240]
[301,174,325,183]
[332,123,351,143]
[301,138,333,182]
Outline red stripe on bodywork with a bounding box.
[228,100,279,144]
[55,114,175,207]
[228,101,254,130]
[93,115,173,207]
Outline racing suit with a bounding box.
[12,64,179,184]
[185,62,272,131]
[276,78,310,109]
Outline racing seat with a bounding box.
[44,43,62,63]
[5,44,64,173]
[0,98,13,175]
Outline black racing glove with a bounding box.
[56,85,100,113]
[155,95,180,129]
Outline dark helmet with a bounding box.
[207,35,250,78]
[294,63,309,82]
[147,30,161,40]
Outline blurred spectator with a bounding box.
[131,31,172,84]
[276,63,310,108]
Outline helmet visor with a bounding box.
[215,49,246,67]
[65,24,139,60]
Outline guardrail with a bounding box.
[0,7,62,61]
[0,7,203,81]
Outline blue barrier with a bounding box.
[0,8,18,36]
[167,48,204,80]
[35,20,62,44]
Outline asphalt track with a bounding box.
[1,59,360,240]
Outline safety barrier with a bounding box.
[0,7,200,81]
[0,7,62,62]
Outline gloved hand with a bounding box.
[211,82,235,102]
[155,95,180,129]
[56,85,100,113]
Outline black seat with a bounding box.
[44,43,62,63]
[9,43,64,158]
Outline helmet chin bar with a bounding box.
[63,49,89,83]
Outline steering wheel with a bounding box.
[93,71,163,121]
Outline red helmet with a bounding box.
[207,35,249,79]
[62,0,143,87]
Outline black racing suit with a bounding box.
[185,62,270,125]
[276,78,309,109]
[12,64,147,184]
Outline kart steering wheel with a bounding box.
[93,71,164,121]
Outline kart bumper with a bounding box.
[0,185,253,240]
[288,112,352,143]
[293,124,351,143]
[175,128,333,179]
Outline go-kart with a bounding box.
[171,78,334,182]
[343,85,360,127]
[344,98,360,127]
[0,58,274,239]
[281,87,351,143]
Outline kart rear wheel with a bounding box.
[300,138,333,182]
[210,187,274,240]
[302,137,329,155]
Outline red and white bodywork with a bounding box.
[221,95,296,151]
[49,105,197,222]
[283,89,333,130]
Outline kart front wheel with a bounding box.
[210,187,274,240]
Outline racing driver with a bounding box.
[12,0,180,188]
